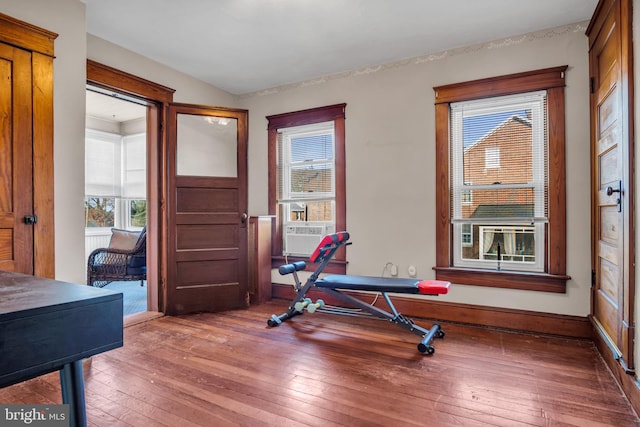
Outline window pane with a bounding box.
[290,164,334,195]
[277,121,335,202]
[176,114,238,177]
[129,199,147,227]
[283,200,335,223]
[85,197,115,228]
[290,133,333,162]
[452,92,548,224]
[460,225,536,265]
[463,110,532,185]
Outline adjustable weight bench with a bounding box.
[267,231,451,354]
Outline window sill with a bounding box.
[433,266,569,293]
[272,256,347,275]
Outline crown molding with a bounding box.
[241,22,588,99]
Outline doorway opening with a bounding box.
[85,87,149,317]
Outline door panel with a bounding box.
[599,207,618,244]
[166,104,248,315]
[599,147,618,186]
[0,43,33,274]
[589,0,633,370]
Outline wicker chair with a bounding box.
[87,227,146,288]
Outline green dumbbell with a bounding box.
[307,299,325,313]
[294,298,312,312]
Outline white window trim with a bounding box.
[279,121,335,201]
[451,91,546,272]
[278,121,336,256]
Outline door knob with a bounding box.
[240,213,248,223]
[606,186,621,196]
[606,181,622,212]
[24,214,38,225]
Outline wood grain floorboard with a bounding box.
[0,300,638,426]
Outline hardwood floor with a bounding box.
[1,300,639,426]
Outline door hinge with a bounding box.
[590,77,595,94]
[591,269,596,287]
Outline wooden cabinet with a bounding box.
[0,13,56,277]
[248,216,273,304]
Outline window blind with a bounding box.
[85,129,121,197]
[277,121,335,204]
[122,133,147,199]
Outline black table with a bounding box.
[0,271,123,426]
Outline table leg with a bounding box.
[60,360,87,427]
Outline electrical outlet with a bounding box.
[390,264,398,276]
[408,265,417,277]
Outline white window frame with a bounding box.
[451,91,546,272]
[278,121,336,255]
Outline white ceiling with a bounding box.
[85,90,147,123]
[84,0,598,97]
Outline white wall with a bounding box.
[0,1,593,319]
[240,23,592,317]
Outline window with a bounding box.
[451,91,546,272]
[85,129,147,230]
[85,197,115,228]
[267,104,346,273]
[433,67,569,292]
[278,122,335,256]
[128,199,147,228]
[484,147,500,169]
[461,223,473,247]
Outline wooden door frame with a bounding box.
[86,60,175,312]
[0,13,56,278]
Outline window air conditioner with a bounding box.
[284,224,331,256]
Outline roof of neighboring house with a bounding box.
[471,203,534,218]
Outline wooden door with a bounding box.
[588,0,634,371]
[0,13,55,279]
[0,42,34,274]
[166,103,249,315]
